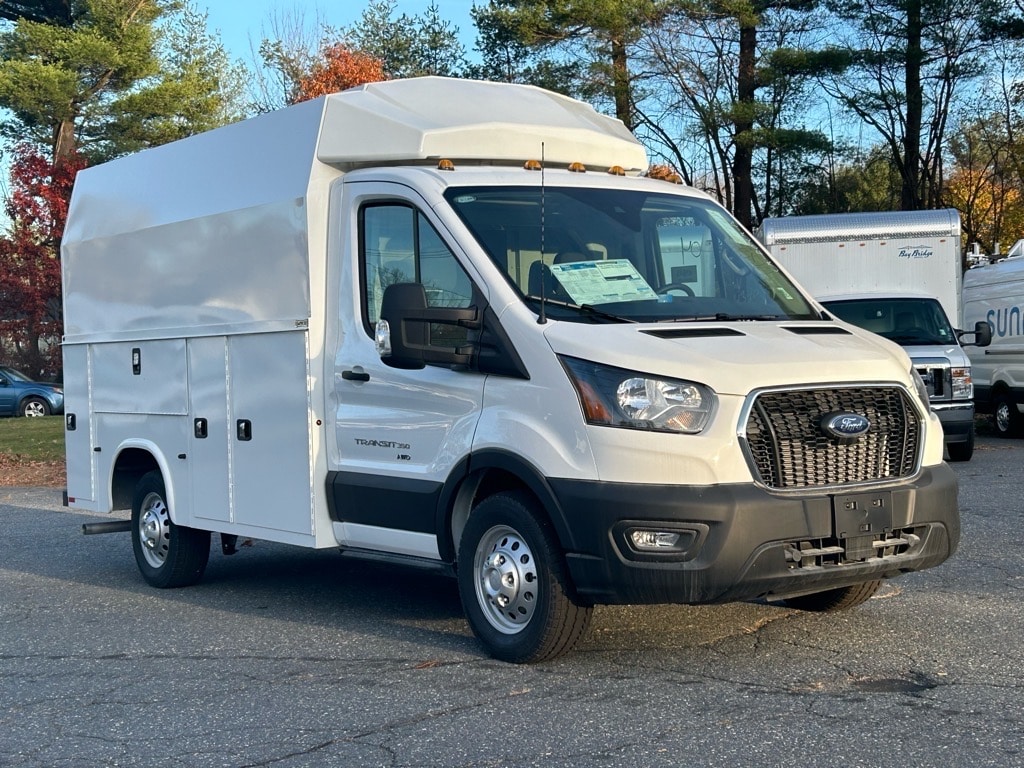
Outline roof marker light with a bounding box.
[647,165,683,184]
[607,165,626,176]
[437,159,455,171]
[568,162,587,173]
[524,159,542,171]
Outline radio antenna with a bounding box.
[537,142,548,325]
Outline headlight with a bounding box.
[560,356,716,433]
[951,367,972,399]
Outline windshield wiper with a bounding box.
[720,313,789,321]
[887,333,945,344]
[673,312,787,322]
[524,295,636,323]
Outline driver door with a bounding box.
[330,183,485,558]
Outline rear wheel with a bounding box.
[994,391,1021,437]
[19,397,49,417]
[458,491,592,663]
[131,470,210,588]
[784,580,882,612]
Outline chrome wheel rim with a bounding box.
[473,525,538,634]
[997,402,1011,434]
[23,401,45,417]
[138,492,171,569]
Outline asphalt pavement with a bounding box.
[1,437,1022,767]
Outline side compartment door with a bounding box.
[228,331,314,541]
[330,185,486,557]
[188,336,230,524]
[62,344,95,506]
[188,332,314,543]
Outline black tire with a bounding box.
[19,397,50,417]
[457,491,592,663]
[784,579,882,612]
[994,392,1021,437]
[946,429,974,462]
[131,470,210,588]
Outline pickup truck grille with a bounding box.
[743,387,921,489]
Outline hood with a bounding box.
[542,320,911,396]
[903,342,969,361]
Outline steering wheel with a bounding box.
[656,282,695,297]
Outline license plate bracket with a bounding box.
[832,491,893,538]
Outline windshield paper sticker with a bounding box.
[550,259,658,304]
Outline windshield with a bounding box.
[0,367,31,382]
[444,186,818,323]
[824,298,956,346]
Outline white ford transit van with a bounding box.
[62,78,958,662]
[963,256,1024,434]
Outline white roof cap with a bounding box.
[316,76,648,172]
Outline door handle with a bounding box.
[342,369,370,382]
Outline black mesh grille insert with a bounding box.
[744,387,920,488]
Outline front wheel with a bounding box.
[457,491,592,663]
[131,470,210,588]
[20,397,50,417]
[784,580,882,612]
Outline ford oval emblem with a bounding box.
[820,411,871,440]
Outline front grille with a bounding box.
[743,387,921,489]
[916,364,948,401]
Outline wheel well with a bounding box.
[448,468,542,563]
[111,448,160,510]
[987,382,1013,412]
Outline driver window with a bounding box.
[361,203,474,335]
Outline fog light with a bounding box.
[630,530,682,550]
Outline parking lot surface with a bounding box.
[2,436,1023,767]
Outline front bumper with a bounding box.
[550,464,959,605]
[932,402,973,443]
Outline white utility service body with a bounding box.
[760,209,987,462]
[963,256,1024,435]
[63,78,958,662]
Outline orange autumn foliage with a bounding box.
[293,44,387,103]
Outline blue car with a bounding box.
[0,366,64,417]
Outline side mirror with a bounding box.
[958,321,992,348]
[377,283,481,370]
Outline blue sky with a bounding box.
[198,1,479,64]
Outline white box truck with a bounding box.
[63,77,959,662]
[963,255,1024,435]
[760,209,991,462]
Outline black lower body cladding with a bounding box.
[551,464,959,605]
